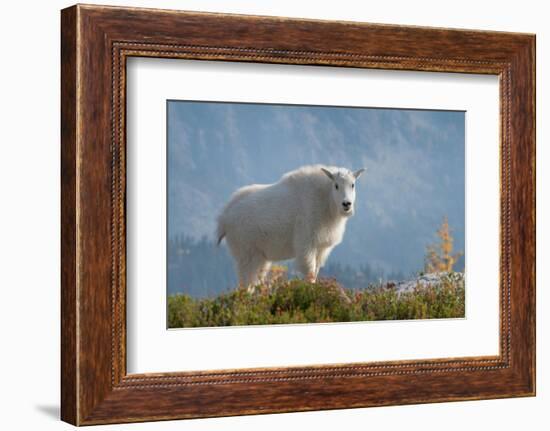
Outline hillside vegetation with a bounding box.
[168,272,464,328]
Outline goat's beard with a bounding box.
[341,207,354,217]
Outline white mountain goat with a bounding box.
[216,165,366,291]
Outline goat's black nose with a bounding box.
[342,201,351,209]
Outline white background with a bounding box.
[0,0,546,430]
[127,59,500,373]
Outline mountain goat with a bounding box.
[216,165,366,291]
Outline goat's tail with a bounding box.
[216,217,226,246]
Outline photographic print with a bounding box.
[167,100,465,328]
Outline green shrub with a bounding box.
[167,274,465,328]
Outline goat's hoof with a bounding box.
[306,274,317,283]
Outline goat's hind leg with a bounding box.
[237,253,267,293]
[258,261,272,284]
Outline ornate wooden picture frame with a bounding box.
[61,4,535,425]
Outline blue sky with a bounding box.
[167,100,465,277]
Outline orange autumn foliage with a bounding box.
[425,216,463,273]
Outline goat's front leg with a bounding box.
[314,246,333,280]
[295,248,317,283]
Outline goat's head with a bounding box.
[321,167,366,217]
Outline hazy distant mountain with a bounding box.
[167,101,465,296]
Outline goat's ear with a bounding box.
[321,167,335,180]
[353,168,366,179]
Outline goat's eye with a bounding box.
[352,183,355,189]
[335,184,339,190]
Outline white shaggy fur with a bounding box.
[216,165,365,291]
